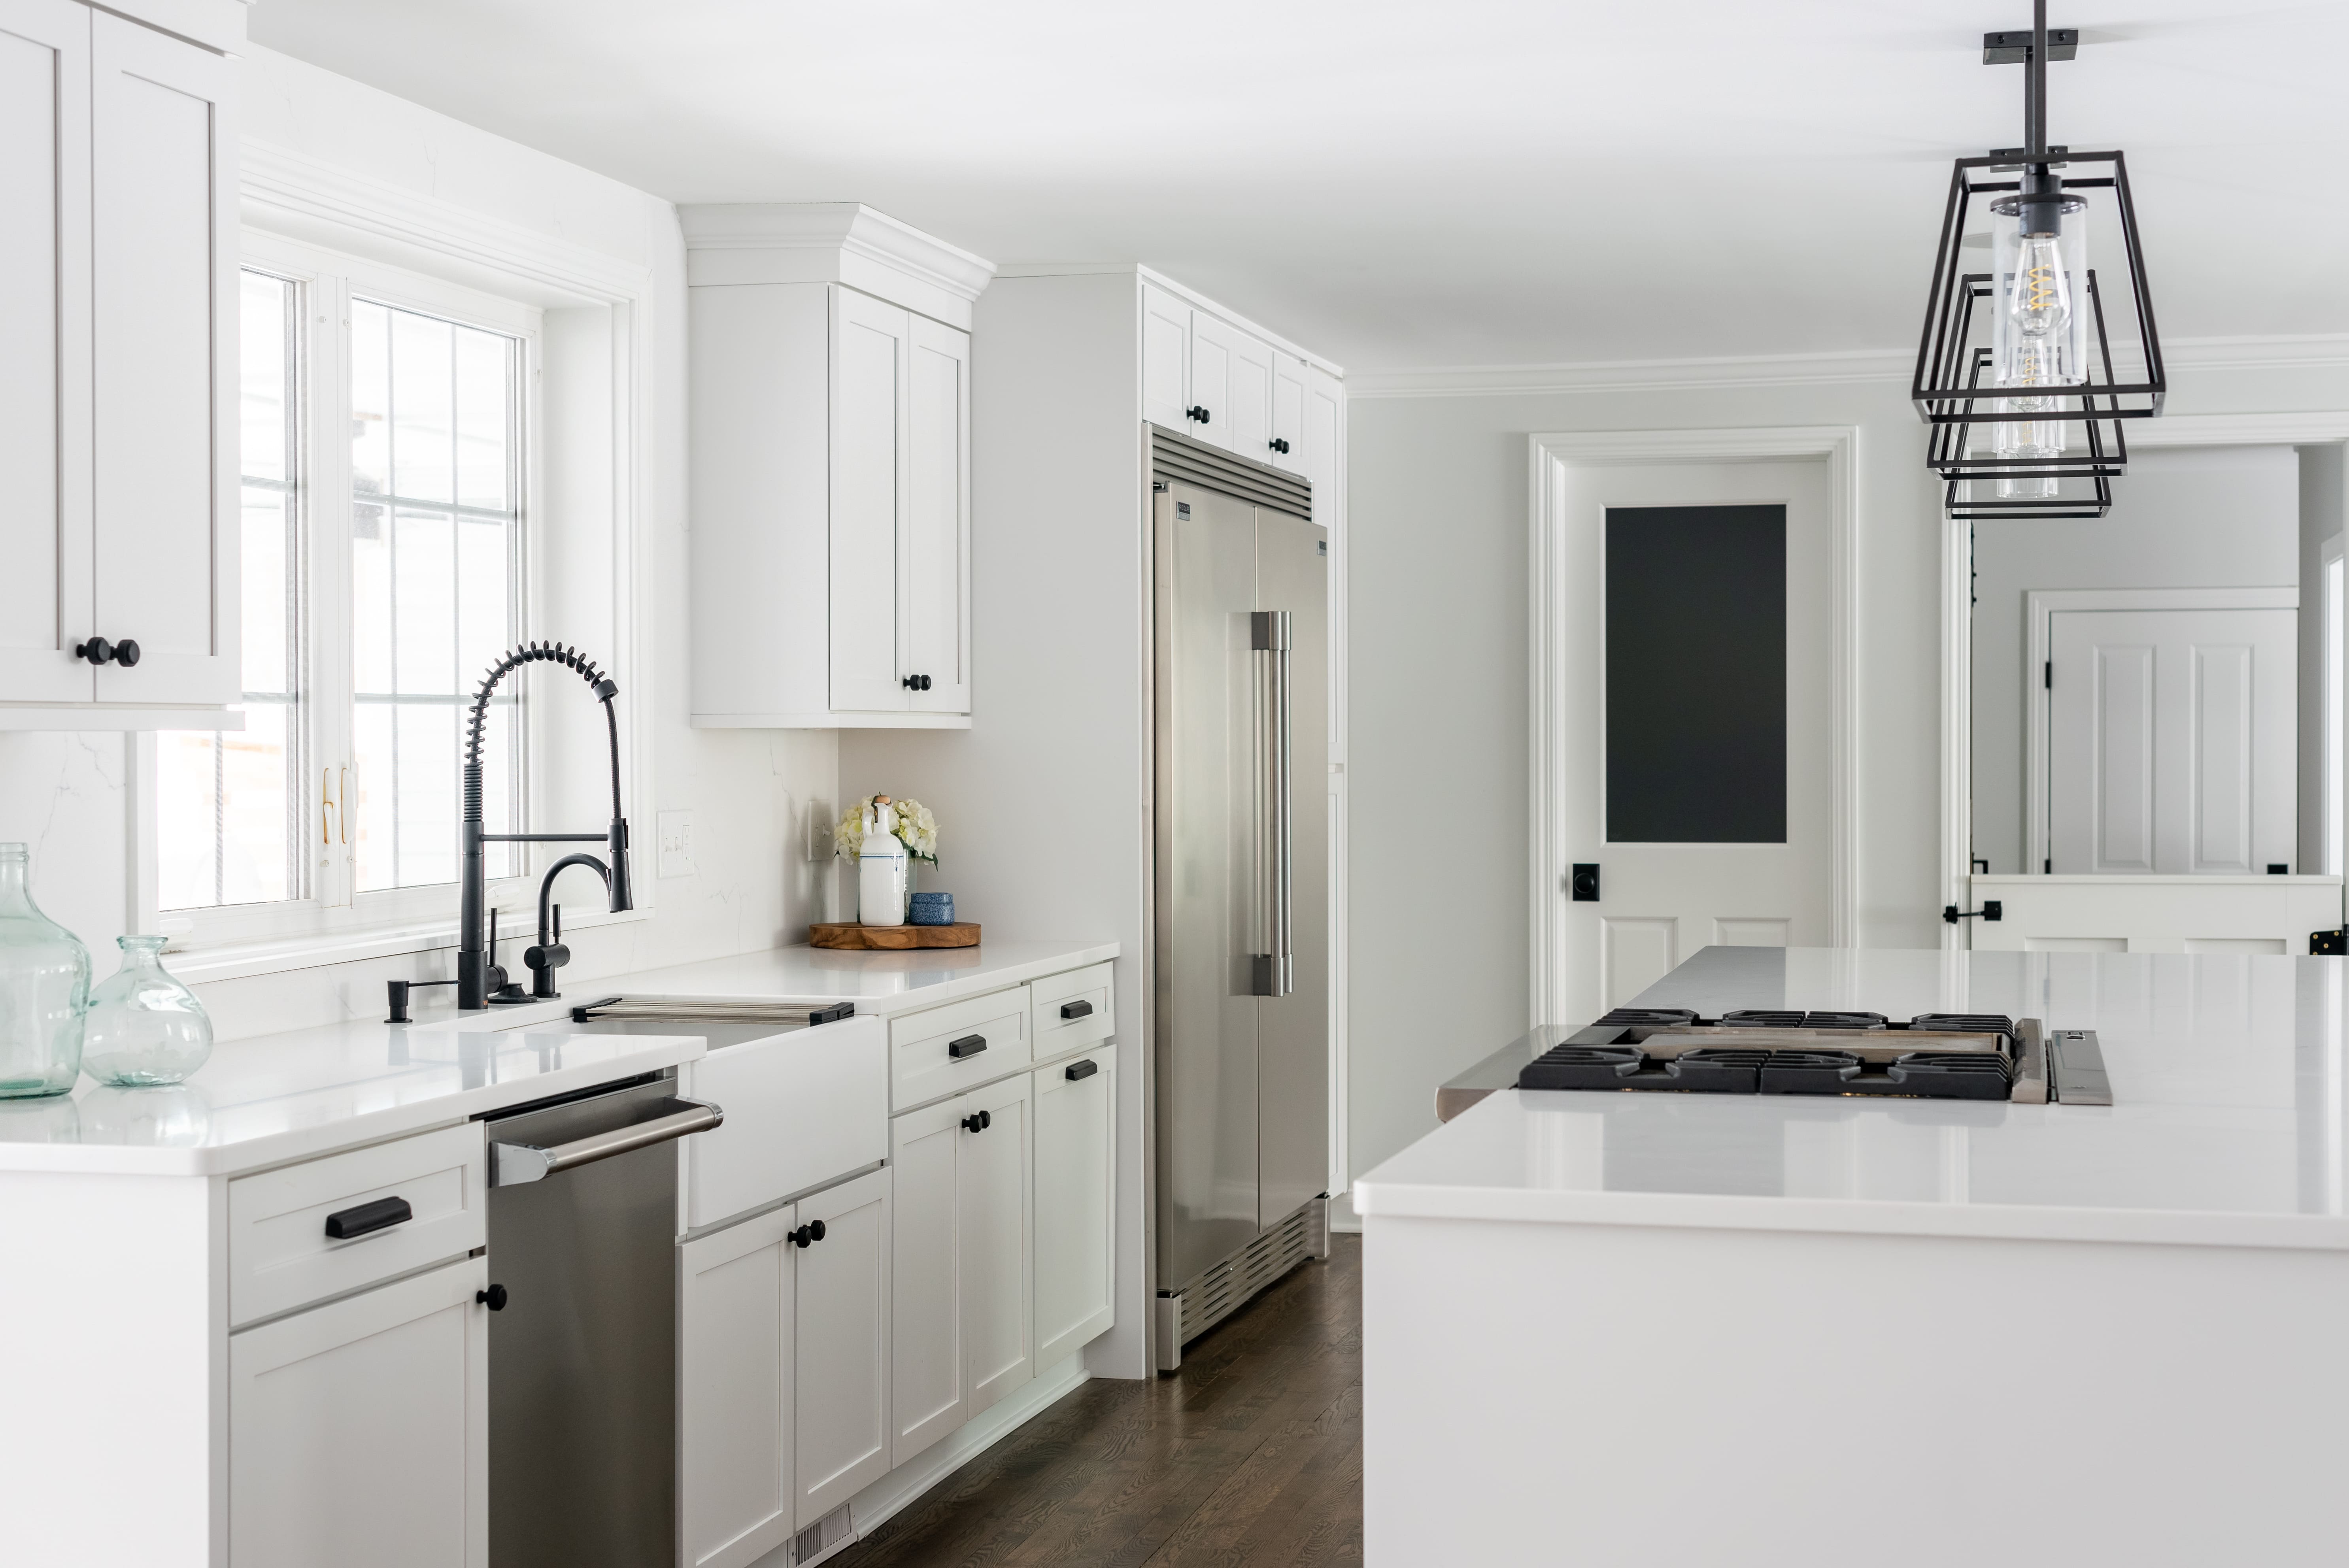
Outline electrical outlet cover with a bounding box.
[807,800,833,863]
[657,810,696,879]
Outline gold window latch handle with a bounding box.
[322,767,336,845]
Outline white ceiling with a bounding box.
[249,0,2349,370]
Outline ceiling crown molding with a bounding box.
[678,202,996,304]
[240,138,652,305]
[1350,336,2349,400]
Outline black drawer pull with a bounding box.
[1065,1059,1099,1082]
[961,1108,993,1133]
[1058,999,1094,1021]
[808,1001,856,1025]
[948,1034,987,1058]
[324,1196,412,1240]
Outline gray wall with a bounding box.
[1968,445,2301,875]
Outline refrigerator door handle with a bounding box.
[1251,610,1295,997]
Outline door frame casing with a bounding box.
[1528,426,1860,1025]
[2027,586,2298,876]
[1942,411,2349,945]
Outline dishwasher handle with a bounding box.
[490,1096,723,1186]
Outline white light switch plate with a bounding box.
[657,810,696,879]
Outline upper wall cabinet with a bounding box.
[684,204,991,728]
[0,0,240,728]
[1140,280,1342,523]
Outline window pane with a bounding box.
[156,730,219,911]
[241,487,290,692]
[391,310,454,504]
[392,508,457,694]
[352,499,393,693]
[457,517,515,684]
[1605,505,1787,843]
[455,326,510,512]
[351,300,390,501]
[220,704,292,904]
[352,702,395,893]
[239,274,289,484]
[394,704,459,887]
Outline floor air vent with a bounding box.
[1157,1196,1328,1371]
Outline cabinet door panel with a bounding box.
[1222,327,1275,466]
[829,286,910,713]
[680,1208,797,1568]
[1302,365,1343,534]
[903,317,969,713]
[1034,1046,1116,1365]
[1269,353,1308,476]
[961,1072,1032,1416]
[91,14,236,705]
[1187,309,1233,451]
[796,1166,891,1527]
[228,1256,487,1568]
[888,1098,965,1463]
[0,0,91,703]
[1140,283,1190,432]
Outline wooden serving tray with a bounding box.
[809,921,980,951]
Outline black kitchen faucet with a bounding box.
[457,642,633,1009]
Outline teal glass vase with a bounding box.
[82,936,212,1087]
[0,842,89,1098]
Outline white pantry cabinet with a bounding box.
[1033,1044,1117,1365]
[680,1204,798,1568]
[0,0,240,726]
[795,1165,893,1526]
[1139,277,1343,519]
[888,1070,1035,1463]
[228,1255,490,1568]
[684,203,991,728]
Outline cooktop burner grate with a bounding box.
[1517,1009,2030,1101]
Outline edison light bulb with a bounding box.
[1987,190,2088,501]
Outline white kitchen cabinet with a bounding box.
[1139,279,1337,487]
[1033,1044,1116,1365]
[684,204,990,729]
[0,0,239,726]
[228,1255,489,1568]
[1271,352,1309,475]
[1301,362,1344,533]
[795,1165,892,1526]
[1199,313,1275,463]
[1140,281,1191,431]
[888,1070,1036,1461]
[680,1206,798,1568]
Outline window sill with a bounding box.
[167,904,650,986]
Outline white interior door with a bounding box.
[1549,460,1833,1019]
[2048,607,2298,874]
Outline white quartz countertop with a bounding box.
[0,938,1115,1178]
[1353,945,2349,1250]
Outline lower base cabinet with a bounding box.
[228,1255,489,1568]
[679,1206,799,1568]
[793,1166,893,1526]
[1034,1044,1117,1364]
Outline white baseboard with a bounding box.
[1328,1189,1362,1233]
[844,1353,1092,1541]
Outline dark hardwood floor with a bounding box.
[831,1233,1363,1568]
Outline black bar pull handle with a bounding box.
[1065,1059,1099,1082]
[948,1034,987,1058]
[1943,901,2004,925]
[1058,999,1094,1021]
[809,1001,856,1025]
[324,1195,413,1240]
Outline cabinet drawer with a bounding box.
[889,988,1029,1110]
[1029,963,1113,1063]
[228,1123,487,1328]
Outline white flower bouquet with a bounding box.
[835,795,939,865]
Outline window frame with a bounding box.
[138,230,581,960]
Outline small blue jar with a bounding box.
[907,892,955,926]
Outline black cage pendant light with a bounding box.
[1912,1,2166,521]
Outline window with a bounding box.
[2327,540,2345,877]
[156,270,303,911]
[348,298,526,890]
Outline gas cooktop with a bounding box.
[1515,1008,2111,1104]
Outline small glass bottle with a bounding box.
[81,936,213,1087]
[0,842,90,1098]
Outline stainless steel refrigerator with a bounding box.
[1150,428,1329,1368]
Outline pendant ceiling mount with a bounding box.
[1912,4,2166,522]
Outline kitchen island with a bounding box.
[1355,945,2349,1568]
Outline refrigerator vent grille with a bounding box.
[1150,423,1314,522]
[1176,1201,1317,1345]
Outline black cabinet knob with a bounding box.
[901,674,934,692]
[1186,405,1212,424]
[75,638,113,666]
[477,1283,508,1310]
[1269,438,1291,455]
[791,1219,829,1247]
[961,1109,992,1133]
[115,639,140,667]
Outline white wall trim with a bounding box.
[1355,336,2349,400]
[844,1354,1090,1540]
[240,138,651,306]
[1945,413,2349,926]
[2023,586,2300,877]
[678,201,995,302]
[1528,426,1860,1025]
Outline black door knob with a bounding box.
[1571,863,1601,902]
[477,1284,508,1310]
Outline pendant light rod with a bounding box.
[2025,0,2049,158]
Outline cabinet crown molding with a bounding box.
[679,202,995,310]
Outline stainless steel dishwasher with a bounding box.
[480,1072,721,1568]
